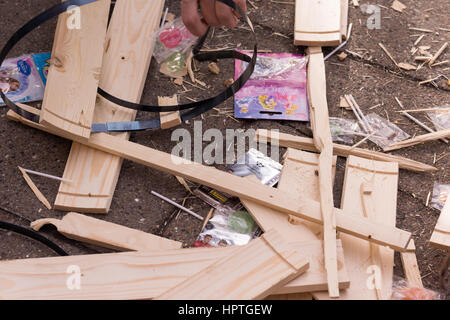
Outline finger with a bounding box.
[199,0,221,27]
[181,0,209,36]
[215,2,238,28]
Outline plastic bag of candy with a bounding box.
[152,17,198,75]
[431,182,450,211]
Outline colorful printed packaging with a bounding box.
[32,52,51,85]
[234,52,309,121]
[0,55,45,106]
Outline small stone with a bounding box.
[208,62,220,75]
[224,78,234,87]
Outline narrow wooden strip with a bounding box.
[255,129,437,172]
[156,230,309,300]
[430,198,450,250]
[30,212,182,251]
[0,239,330,300]
[7,106,413,251]
[315,156,398,300]
[400,240,423,288]
[384,129,450,151]
[18,167,51,210]
[428,42,448,66]
[54,0,165,213]
[40,0,110,139]
[340,0,349,38]
[306,46,339,297]
[159,95,181,129]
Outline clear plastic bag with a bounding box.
[431,182,450,211]
[152,17,198,65]
[329,117,363,144]
[194,207,260,247]
[365,113,411,149]
[428,105,450,130]
[391,279,442,300]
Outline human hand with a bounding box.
[181,0,247,36]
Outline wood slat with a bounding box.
[39,0,110,139]
[306,46,339,297]
[255,129,437,172]
[0,239,338,300]
[315,156,398,300]
[430,198,450,250]
[155,230,310,300]
[294,0,342,46]
[7,105,413,252]
[31,212,182,252]
[54,0,165,213]
[159,95,181,129]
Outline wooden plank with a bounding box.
[0,239,338,300]
[30,212,182,251]
[159,95,181,129]
[18,167,51,210]
[54,0,165,213]
[281,148,337,238]
[7,105,413,251]
[401,240,423,288]
[39,0,110,140]
[430,198,450,250]
[294,0,342,46]
[306,46,339,297]
[315,156,398,300]
[155,230,309,300]
[384,128,450,151]
[255,129,437,172]
[341,0,349,38]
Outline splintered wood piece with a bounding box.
[401,240,423,288]
[7,105,413,251]
[0,239,331,300]
[384,128,450,151]
[18,167,51,210]
[430,198,450,250]
[315,156,398,300]
[255,129,437,172]
[306,46,339,298]
[31,212,182,251]
[39,0,110,139]
[155,230,309,300]
[242,150,348,298]
[428,42,448,66]
[294,0,342,46]
[54,0,165,213]
[159,95,181,129]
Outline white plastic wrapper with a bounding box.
[427,105,450,130]
[431,182,450,211]
[365,113,411,149]
[226,148,283,187]
[241,54,308,80]
[329,117,363,144]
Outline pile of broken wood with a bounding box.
[0,0,448,300]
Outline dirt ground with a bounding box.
[0,0,449,299]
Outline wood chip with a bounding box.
[337,52,348,61]
[352,0,359,6]
[398,62,417,71]
[339,96,351,110]
[208,62,221,75]
[391,0,406,12]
